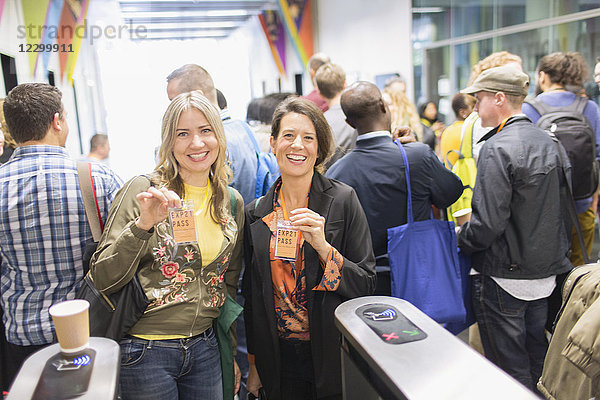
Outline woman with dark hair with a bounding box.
[90,91,243,399]
[418,100,445,152]
[242,97,375,400]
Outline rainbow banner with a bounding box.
[36,0,64,76]
[0,0,6,27]
[21,0,51,75]
[276,0,314,69]
[57,0,89,82]
[259,10,286,76]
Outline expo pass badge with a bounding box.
[275,221,300,261]
[169,201,197,244]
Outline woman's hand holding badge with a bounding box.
[290,208,332,260]
[135,186,182,231]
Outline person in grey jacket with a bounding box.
[457,64,573,392]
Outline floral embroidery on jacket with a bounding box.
[160,261,179,279]
[148,223,199,309]
[146,219,237,311]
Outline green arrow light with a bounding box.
[402,330,419,336]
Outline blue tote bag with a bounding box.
[388,140,466,324]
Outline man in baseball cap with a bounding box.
[456,63,573,392]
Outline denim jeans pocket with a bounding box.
[493,281,526,316]
[120,340,147,367]
[205,328,219,349]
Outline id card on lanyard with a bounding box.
[275,221,300,260]
[274,190,305,261]
[169,200,197,244]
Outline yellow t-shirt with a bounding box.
[135,182,224,340]
[184,182,224,266]
[440,121,464,169]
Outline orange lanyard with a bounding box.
[496,117,510,134]
[280,190,309,221]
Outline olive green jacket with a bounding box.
[90,175,243,340]
[538,264,600,400]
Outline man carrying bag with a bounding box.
[457,64,573,392]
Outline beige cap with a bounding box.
[462,64,529,97]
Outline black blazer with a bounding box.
[242,172,376,399]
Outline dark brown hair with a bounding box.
[271,97,333,172]
[3,83,63,143]
[451,93,476,118]
[537,52,589,88]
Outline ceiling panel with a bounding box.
[119,0,278,40]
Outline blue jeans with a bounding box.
[119,327,222,400]
[471,275,548,392]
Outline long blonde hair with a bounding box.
[154,91,233,223]
[383,87,423,140]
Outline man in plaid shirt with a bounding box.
[0,83,122,389]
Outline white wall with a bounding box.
[315,0,413,100]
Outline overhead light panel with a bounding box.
[412,7,445,13]
[136,21,240,30]
[134,30,231,40]
[120,9,259,19]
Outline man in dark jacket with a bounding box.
[326,81,463,295]
[457,64,573,392]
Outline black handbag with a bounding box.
[75,163,150,341]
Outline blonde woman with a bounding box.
[382,87,423,140]
[90,91,243,400]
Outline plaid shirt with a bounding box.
[0,146,122,345]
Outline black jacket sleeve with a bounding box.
[425,150,464,209]
[335,188,377,298]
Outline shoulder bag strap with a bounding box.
[526,97,552,117]
[569,95,589,115]
[459,114,475,158]
[76,161,103,241]
[549,135,591,264]
[393,140,414,224]
[228,186,237,216]
[241,122,261,155]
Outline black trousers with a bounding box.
[1,334,47,393]
[278,339,342,400]
[280,338,316,400]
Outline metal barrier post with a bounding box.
[335,296,539,400]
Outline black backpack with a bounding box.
[526,96,599,200]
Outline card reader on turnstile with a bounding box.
[356,303,427,344]
[7,337,119,400]
[32,349,96,400]
[335,297,540,400]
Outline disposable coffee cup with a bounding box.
[49,299,90,354]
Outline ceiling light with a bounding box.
[412,7,445,13]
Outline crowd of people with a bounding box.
[0,48,599,400]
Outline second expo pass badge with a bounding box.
[169,201,197,244]
[275,221,299,260]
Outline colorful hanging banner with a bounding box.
[36,0,64,76]
[276,0,314,69]
[0,0,7,27]
[57,0,89,83]
[21,0,51,75]
[259,10,286,76]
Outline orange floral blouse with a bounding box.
[261,184,343,341]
